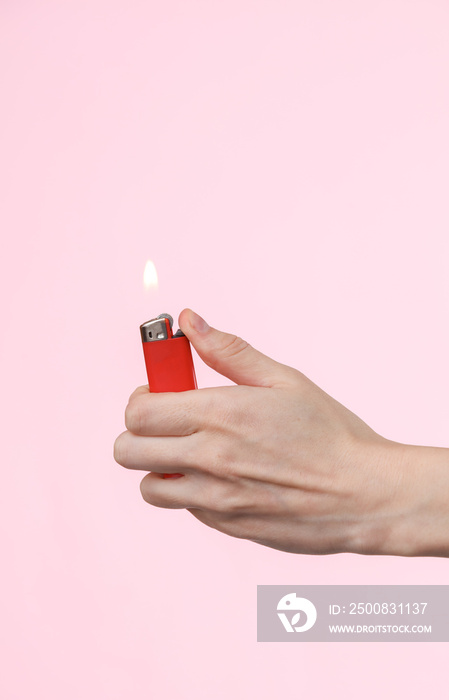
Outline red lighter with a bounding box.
[140,313,197,478]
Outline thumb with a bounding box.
[178,308,290,387]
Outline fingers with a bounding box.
[124,387,202,437]
[138,470,296,518]
[124,384,242,437]
[139,471,248,512]
[139,472,203,509]
[114,430,199,474]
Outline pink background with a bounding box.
[1,1,448,697]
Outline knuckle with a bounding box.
[197,440,235,478]
[125,399,143,434]
[113,432,129,466]
[198,387,249,432]
[206,481,242,515]
[219,334,249,360]
[173,432,200,470]
[205,488,226,514]
[198,392,220,427]
[128,385,148,402]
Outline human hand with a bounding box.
[114,309,449,557]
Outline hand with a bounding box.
[114,309,449,557]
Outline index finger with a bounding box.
[125,386,212,436]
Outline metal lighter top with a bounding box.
[140,313,171,341]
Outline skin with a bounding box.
[114,309,449,557]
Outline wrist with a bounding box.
[358,441,449,557]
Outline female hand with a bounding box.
[114,309,449,557]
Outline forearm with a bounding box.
[361,442,449,558]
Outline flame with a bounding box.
[143,259,158,291]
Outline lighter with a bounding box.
[140,313,197,392]
[140,313,197,478]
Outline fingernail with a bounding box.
[190,310,209,333]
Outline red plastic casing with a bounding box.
[142,318,197,478]
[142,335,197,393]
